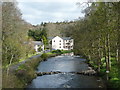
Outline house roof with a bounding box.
[48,37,54,40]
[32,41,43,45]
[23,41,29,44]
[62,37,72,40]
[48,36,72,40]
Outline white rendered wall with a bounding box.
[63,39,74,50]
[52,36,74,50]
[52,36,63,50]
[34,45,39,52]
[34,45,44,52]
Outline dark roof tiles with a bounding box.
[48,36,72,40]
[32,41,43,45]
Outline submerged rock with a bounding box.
[63,84,71,88]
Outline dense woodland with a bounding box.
[1,1,120,89]
[2,2,35,66]
[2,2,36,87]
[63,2,120,88]
[28,27,48,47]
[29,21,75,37]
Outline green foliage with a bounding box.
[38,46,42,52]
[28,28,48,42]
[51,50,62,53]
[42,35,48,45]
[41,53,48,60]
[2,2,34,66]
[17,64,27,70]
[61,50,72,54]
[63,2,120,88]
[2,2,35,88]
[51,50,72,55]
[2,56,42,88]
[28,28,48,50]
[108,66,120,88]
[2,1,120,88]
[44,22,74,37]
[2,71,25,88]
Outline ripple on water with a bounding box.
[37,56,89,72]
[28,55,106,89]
[28,73,104,88]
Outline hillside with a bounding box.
[32,21,76,37]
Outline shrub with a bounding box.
[2,56,42,88]
[38,46,42,52]
[51,50,62,53]
[41,53,48,60]
[2,71,25,88]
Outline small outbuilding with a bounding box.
[32,41,44,52]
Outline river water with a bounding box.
[27,53,106,88]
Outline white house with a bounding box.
[48,36,73,50]
[32,41,44,52]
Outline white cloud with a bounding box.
[5,0,120,2]
[17,0,87,2]
[17,1,85,25]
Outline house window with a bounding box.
[54,40,55,42]
[59,46,61,48]
[59,43,61,45]
[59,40,61,42]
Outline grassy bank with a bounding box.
[2,50,72,88]
[3,53,39,69]
[85,56,120,89]
[2,56,42,88]
[96,57,120,89]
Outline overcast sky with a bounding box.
[17,0,86,25]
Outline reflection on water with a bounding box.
[28,53,106,88]
[62,52,74,56]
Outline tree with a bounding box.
[64,2,120,87]
[2,2,34,85]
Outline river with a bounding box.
[27,53,106,88]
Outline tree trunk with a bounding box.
[116,49,119,62]
[7,54,14,76]
[101,51,103,59]
[105,37,109,71]
[107,34,111,70]
[88,54,91,60]
[92,42,95,56]
[98,37,101,72]
[116,42,119,62]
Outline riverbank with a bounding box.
[28,54,106,88]
[80,55,120,89]
[2,50,72,88]
[2,54,42,88]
